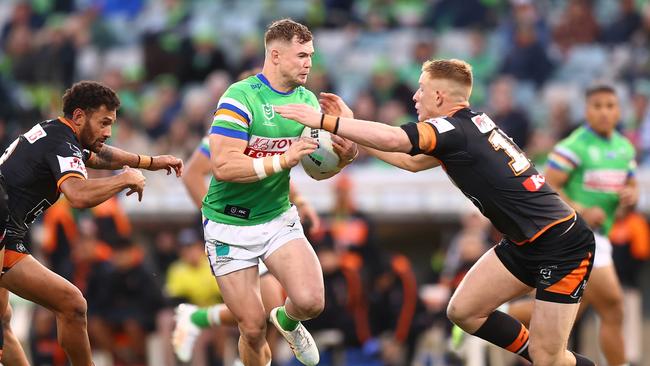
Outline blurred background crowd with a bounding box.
[1,0,650,365]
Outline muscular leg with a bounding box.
[528,300,581,366]
[0,289,29,366]
[264,239,324,321]
[215,266,271,366]
[0,256,92,366]
[582,264,626,365]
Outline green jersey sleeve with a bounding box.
[210,84,253,141]
[547,134,582,174]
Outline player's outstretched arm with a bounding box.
[59,166,146,208]
[363,146,440,172]
[209,134,317,183]
[86,144,183,177]
[182,149,211,208]
[275,104,413,153]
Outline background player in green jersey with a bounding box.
[197,19,356,366]
[510,85,637,366]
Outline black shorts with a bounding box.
[494,214,595,304]
[1,237,29,273]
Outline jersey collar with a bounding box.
[584,124,612,141]
[58,117,80,139]
[256,73,296,96]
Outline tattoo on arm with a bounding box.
[91,145,116,169]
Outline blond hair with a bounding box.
[422,59,473,98]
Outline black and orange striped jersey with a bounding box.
[0,118,90,247]
[401,108,573,243]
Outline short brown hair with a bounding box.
[422,59,473,89]
[585,84,616,99]
[264,18,312,46]
[62,81,120,117]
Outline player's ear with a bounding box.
[71,108,86,126]
[271,48,281,65]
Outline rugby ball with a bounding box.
[300,127,340,180]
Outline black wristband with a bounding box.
[136,154,141,167]
[320,113,325,129]
[333,117,340,135]
[148,156,154,169]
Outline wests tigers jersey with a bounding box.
[0,118,90,246]
[401,108,573,243]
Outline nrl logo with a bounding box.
[263,104,276,126]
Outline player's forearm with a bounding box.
[336,117,413,153]
[87,145,141,170]
[363,146,419,172]
[212,153,288,183]
[64,175,129,208]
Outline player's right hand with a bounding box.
[581,206,606,228]
[122,165,146,201]
[319,92,354,118]
[284,138,318,168]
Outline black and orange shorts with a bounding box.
[1,239,29,273]
[495,214,595,304]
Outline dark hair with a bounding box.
[264,18,312,46]
[585,84,616,98]
[62,81,120,118]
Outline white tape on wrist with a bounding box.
[272,154,282,173]
[253,158,267,180]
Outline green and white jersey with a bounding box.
[202,73,318,226]
[547,126,636,234]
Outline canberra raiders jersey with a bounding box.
[547,126,636,235]
[202,73,319,225]
[401,108,574,243]
[0,118,90,246]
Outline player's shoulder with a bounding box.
[612,130,635,151]
[223,76,261,97]
[558,126,589,148]
[25,118,74,145]
[428,108,495,135]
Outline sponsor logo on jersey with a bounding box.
[426,117,455,133]
[471,113,497,133]
[57,155,88,178]
[66,142,83,158]
[523,174,546,192]
[245,135,297,158]
[263,104,276,126]
[583,169,627,193]
[24,124,47,143]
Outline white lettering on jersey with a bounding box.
[25,124,47,144]
[584,169,627,193]
[471,113,496,133]
[57,155,88,178]
[426,118,455,133]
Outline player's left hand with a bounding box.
[274,104,321,128]
[618,184,639,208]
[149,155,183,177]
[319,92,354,118]
[332,135,358,167]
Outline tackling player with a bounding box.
[0,81,183,365]
[276,59,596,366]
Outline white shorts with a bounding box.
[593,232,613,268]
[204,206,305,276]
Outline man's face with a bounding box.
[585,91,620,137]
[277,37,314,88]
[75,105,115,152]
[413,73,439,121]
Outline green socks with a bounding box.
[190,308,211,328]
[276,306,299,331]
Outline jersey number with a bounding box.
[488,129,530,175]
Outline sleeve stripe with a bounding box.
[213,113,248,129]
[547,159,572,172]
[219,97,252,121]
[199,145,210,157]
[215,109,249,126]
[548,152,576,170]
[210,126,249,141]
[218,103,250,123]
[553,146,581,166]
[57,172,85,190]
[417,122,437,153]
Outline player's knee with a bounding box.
[2,305,12,329]
[293,290,324,319]
[599,295,624,324]
[446,299,471,328]
[238,316,267,343]
[528,340,565,366]
[59,286,87,322]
